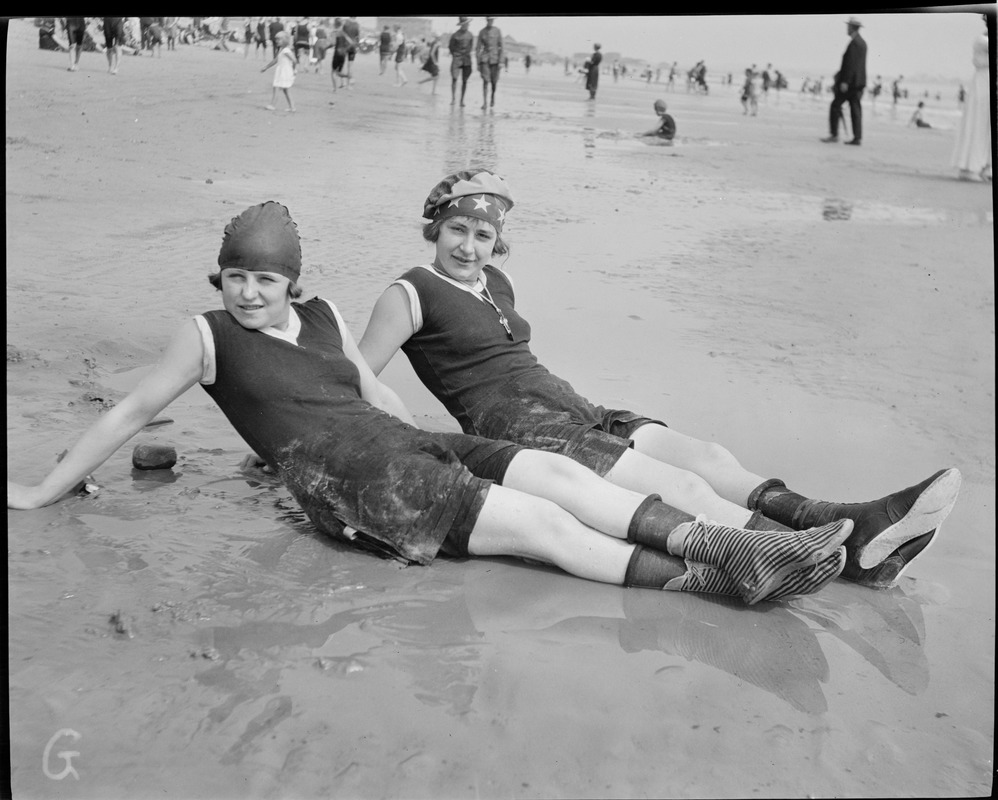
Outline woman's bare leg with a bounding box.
[466,484,637,585]
[500,450,647,538]
[602,448,755,527]
[469,478,847,603]
[629,424,765,508]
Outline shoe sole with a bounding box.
[855,468,961,569]
[745,519,853,605]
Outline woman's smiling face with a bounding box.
[432,215,498,285]
[220,268,292,330]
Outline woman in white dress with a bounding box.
[951,21,992,181]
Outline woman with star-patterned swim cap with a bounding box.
[8,199,864,605]
[358,169,962,592]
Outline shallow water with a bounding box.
[6,21,995,799]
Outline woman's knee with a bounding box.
[693,440,740,471]
[505,449,593,491]
[669,466,717,502]
[636,425,742,473]
[608,448,713,498]
[467,487,574,560]
[517,505,580,563]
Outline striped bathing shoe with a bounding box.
[667,547,847,604]
[669,515,853,606]
[769,546,847,601]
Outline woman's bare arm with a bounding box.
[331,302,417,426]
[357,284,415,376]
[7,319,205,509]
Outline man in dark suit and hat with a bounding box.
[822,17,867,145]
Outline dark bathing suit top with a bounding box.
[199,298,511,564]
[395,265,606,443]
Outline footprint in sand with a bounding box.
[220,694,293,765]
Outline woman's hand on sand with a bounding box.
[239,453,274,474]
[7,481,47,510]
[7,479,95,509]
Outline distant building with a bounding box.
[502,35,536,59]
[576,50,621,63]
[376,16,432,41]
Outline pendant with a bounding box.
[498,312,513,339]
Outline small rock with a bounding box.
[109,610,134,638]
[132,444,177,471]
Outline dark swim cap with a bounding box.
[217,201,301,282]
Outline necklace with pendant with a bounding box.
[431,264,513,339]
[479,284,513,339]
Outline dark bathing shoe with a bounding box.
[797,468,961,570]
[841,530,936,589]
[845,139,861,145]
[847,469,960,569]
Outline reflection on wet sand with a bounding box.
[443,110,468,174]
[475,114,498,168]
[455,559,930,715]
[190,548,929,719]
[789,582,929,696]
[619,591,829,714]
[443,108,499,175]
[199,587,488,718]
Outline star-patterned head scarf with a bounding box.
[422,170,514,233]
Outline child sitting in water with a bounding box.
[638,99,676,143]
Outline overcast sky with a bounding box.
[363,10,991,81]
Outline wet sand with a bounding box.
[6,19,995,798]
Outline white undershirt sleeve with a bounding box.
[389,279,423,332]
[320,298,347,335]
[193,315,216,385]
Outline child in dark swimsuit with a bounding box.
[639,99,677,142]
